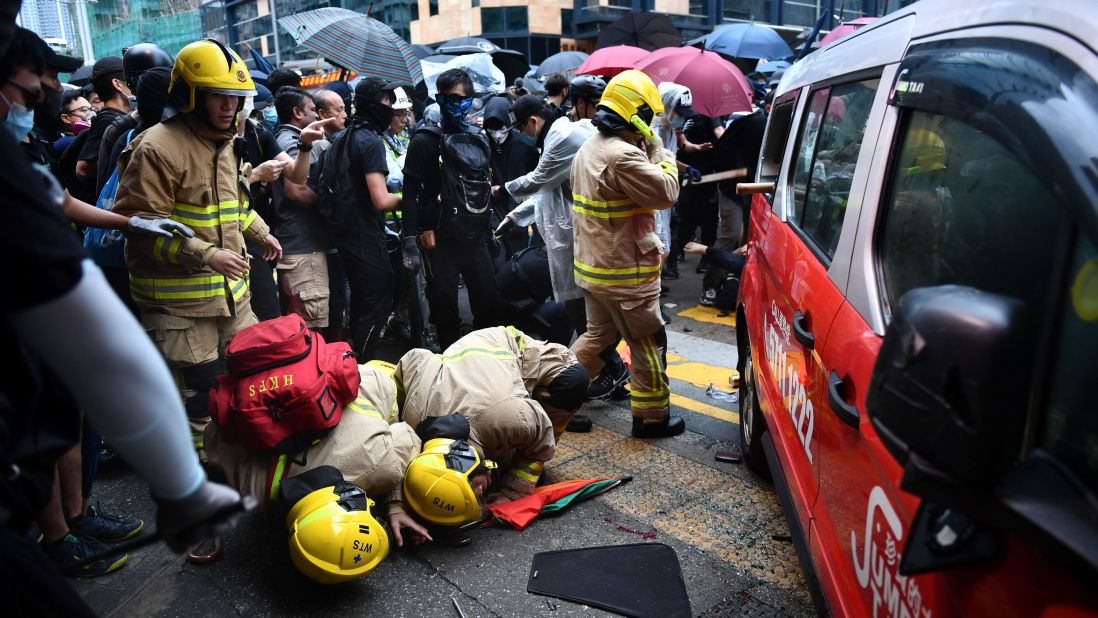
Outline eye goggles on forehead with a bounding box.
[443,440,497,476]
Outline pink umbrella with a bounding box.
[634,46,753,117]
[576,45,649,78]
[817,16,879,47]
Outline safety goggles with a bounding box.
[443,440,497,477]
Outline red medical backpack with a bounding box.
[210,315,360,454]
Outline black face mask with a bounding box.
[360,99,395,134]
[34,84,64,137]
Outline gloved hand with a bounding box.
[494,215,515,239]
[686,166,703,183]
[128,217,196,239]
[402,236,422,272]
[155,480,247,553]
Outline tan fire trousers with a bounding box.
[570,289,670,421]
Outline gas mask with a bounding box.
[488,128,508,144]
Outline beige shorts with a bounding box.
[140,310,258,368]
[278,252,330,328]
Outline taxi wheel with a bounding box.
[739,336,771,479]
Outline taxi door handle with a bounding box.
[828,371,860,429]
[792,311,815,350]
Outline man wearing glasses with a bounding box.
[51,91,94,160]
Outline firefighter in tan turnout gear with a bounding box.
[389,326,588,543]
[114,40,314,450]
[569,70,685,438]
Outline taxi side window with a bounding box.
[1042,236,1098,496]
[877,111,1063,319]
[789,79,879,261]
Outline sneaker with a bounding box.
[587,365,630,400]
[68,502,145,543]
[661,263,679,280]
[44,533,128,578]
[566,414,593,433]
[700,288,718,307]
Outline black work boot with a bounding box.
[631,416,686,438]
[566,414,593,432]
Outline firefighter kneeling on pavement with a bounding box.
[203,327,586,581]
[569,70,685,438]
[114,40,297,452]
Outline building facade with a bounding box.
[85,0,205,59]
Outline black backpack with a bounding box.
[314,124,361,228]
[418,126,494,243]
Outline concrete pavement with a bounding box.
[71,254,813,617]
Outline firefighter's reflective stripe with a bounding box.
[573,259,661,286]
[633,335,669,409]
[505,325,526,353]
[365,360,401,423]
[347,395,386,421]
[658,160,678,180]
[170,200,249,229]
[441,346,515,363]
[241,207,258,231]
[508,457,544,484]
[130,273,250,302]
[572,193,654,219]
[153,235,183,264]
[268,454,288,503]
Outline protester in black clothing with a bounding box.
[97,44,173,190]
[73,56,131,202]
[52,89,92,161]
[684,241,745,311]
[482,95,538,257]
[545,72,569,112]
[671,98,722,275]
[404,68,502,349]
[236,107,285,322]
[336,77,409,360]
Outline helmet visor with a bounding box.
[200,86,258,98]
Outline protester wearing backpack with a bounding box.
[403,68,502,349]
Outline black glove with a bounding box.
[686,166,703,183]
[154,480,247,553]
[402,236,422,272]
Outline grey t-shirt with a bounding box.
[273,125,330,254]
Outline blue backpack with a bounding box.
[82,129,134,268]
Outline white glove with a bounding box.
[128,217,195,239]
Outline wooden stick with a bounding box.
[736,182,776,195]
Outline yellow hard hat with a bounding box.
[403,438,496,527]
[286,484,389,584]
[906,128,946,171]
[599,69,664,141]
[170,39,257,113]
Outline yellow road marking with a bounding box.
[667,361,738,389]
[677,305,737,327]
[670,393,740,424]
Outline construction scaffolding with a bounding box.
[86,0,205,58]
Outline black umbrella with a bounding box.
[436,37,529,86]
[534,51,589,77]
[67,64,93,87]
[596,12,682,52]
[410,44,435,60]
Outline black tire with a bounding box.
[739,333,771,479]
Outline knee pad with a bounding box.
[546,364,589,411]
[179,361,221,419]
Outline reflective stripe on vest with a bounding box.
[170,200,248,229]
[573,259,661,286]
[508,457,544,485]
[572,193,654,219]
[130,272,249,302]
[347,395,386,421]
[153,235,184,264]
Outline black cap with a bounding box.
[354,76,403,105]
[507,94,546,129]
[22,27,82,72]
[90,56,124,81]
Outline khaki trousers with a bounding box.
[570,289,670,421]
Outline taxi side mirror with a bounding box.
[867,285,1032,487]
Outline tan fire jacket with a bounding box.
[394,326,578,505]
[114,113,270,318]
[570,130,678,299]
[205,364,421,506]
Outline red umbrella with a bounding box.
[817,16,879,47]
[634,47,754,117]
[576,45,649,78]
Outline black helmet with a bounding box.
[569,75,607,105]
[122,43,173,91]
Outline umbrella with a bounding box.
[534,51,589,78]
[437,37,529,85]
[576,45,648,77]
[817,16,879,47]
[67,64,93,87]
[596,12,682,52]
[635,46,754,117]
[486,478,628,531]
[278,7,422,84]
[410,44,435,60]
[689,23,793,60]
[755,59,791,75]
[248,47,276,74]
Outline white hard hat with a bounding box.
[392,87,413,110]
